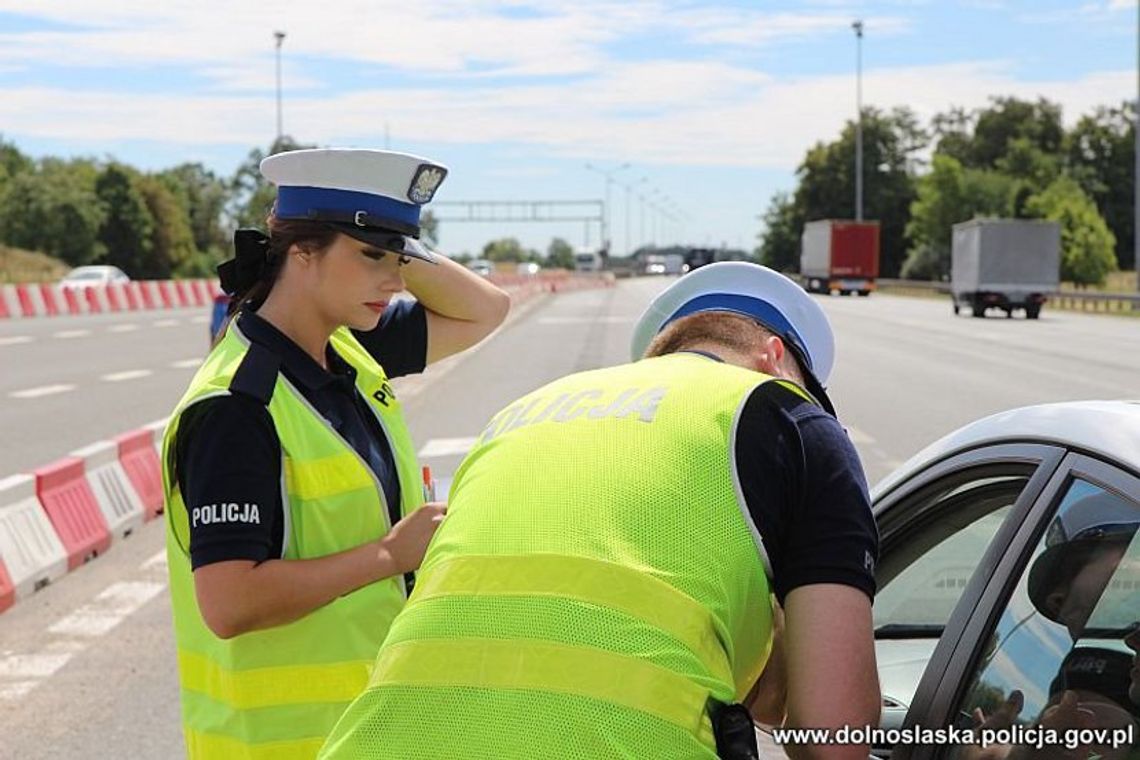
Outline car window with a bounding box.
[876,472,1033,636]
[945,478,1140,760]
[872,468,1034,754]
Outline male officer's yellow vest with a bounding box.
[319,352,814,759]
[162,320,423,760]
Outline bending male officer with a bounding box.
[319,262,881,760]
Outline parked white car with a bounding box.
[58,265,130,290]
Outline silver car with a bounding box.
[860,401,1140,759]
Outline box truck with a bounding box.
[951,219,1060,319]
[800,220,880,296]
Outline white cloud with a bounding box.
[0,59,1130,172]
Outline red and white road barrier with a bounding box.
[116,428,164,522]
[34,457,111,570]
[70,441,145,541]
[0,419,168,613]
[0,278,220,319]
[0,474,69,603]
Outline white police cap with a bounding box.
[630,261,837,414]
[260,148,448,263]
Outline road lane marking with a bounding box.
[108,324,139,333]
[53,330,90,339]
[844,424,875,444]
[537,316,633,325]
[0,682,39,700]
[0,653,74,679]
[47,581,165,638]
[9,384,75,399]
[418,437,479,458]
[141,550,167,571]
[101,369,153,382]
[170,359,202,369]
[0,336,32,346]
[152,319,179,328]
[191,316,208,324]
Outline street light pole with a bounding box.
[584,162,630,255]
[853,19,864,222]
[274,31,286,145]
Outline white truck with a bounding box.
[951,219,1060,320]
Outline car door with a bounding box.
[870,443,1068,759]
[889,455,1140,760]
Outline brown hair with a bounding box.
[211,215,340,347]
[644,311,773,358]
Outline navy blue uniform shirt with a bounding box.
[689,351,879,602]
[175,300,427,569]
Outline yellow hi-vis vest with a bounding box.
[319,352,815,760]
[162,319,423,760]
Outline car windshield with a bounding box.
[65,270,105,280]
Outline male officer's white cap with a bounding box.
[260,148,448,263]
[630,261,837,414]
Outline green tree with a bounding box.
[482,237,526,263]
[757,192,803,272]
[1024,177,1117,286]
[970,96,1064,170]
[96,164,156,277]
[930,107,975,166]
[230,136,316,228]
[0,158,105,266]
[160,163,230,258]
[138,175,198,277]
[902,155,1016,279]
[546,237,575,269]
[794,106,923,277]
[1066,102,1135,270]
[0,136,32,183]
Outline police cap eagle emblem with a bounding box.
[408,164,447,204]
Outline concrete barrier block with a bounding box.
[117,429,164,521]
[0,474,68,599]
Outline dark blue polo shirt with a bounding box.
[685,351,879,602]
[175,301,427,569]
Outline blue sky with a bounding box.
[0,0,1135,257]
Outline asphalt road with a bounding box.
[0,279,1137,758]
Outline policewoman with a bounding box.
[318,263,880,760]
[161,148,509,759]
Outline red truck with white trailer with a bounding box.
[799,219,881,296]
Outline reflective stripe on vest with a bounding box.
[163,321,423,760]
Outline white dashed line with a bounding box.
[47,582,165,638]
[101,369,153,382]
[152,319,180,328]
[0,336,32,346]
[537,316,633,325]
[140,550,167,571]
[169,359,202,369]
[9,384,75,399]
[844,425,875,444]
[0,682,39,701]
[107,324,139,333]
[418,437,479,458]
[53,330,90,339]
[0,653,74,679]
[190,316,209,324]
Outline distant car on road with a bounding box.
[516,262,540,276]
[466,259,494,277]
[818,400,1140,760]
[59,265,129,290]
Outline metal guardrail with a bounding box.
[876,278,1140,313]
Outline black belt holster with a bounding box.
[709,699,760,760]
